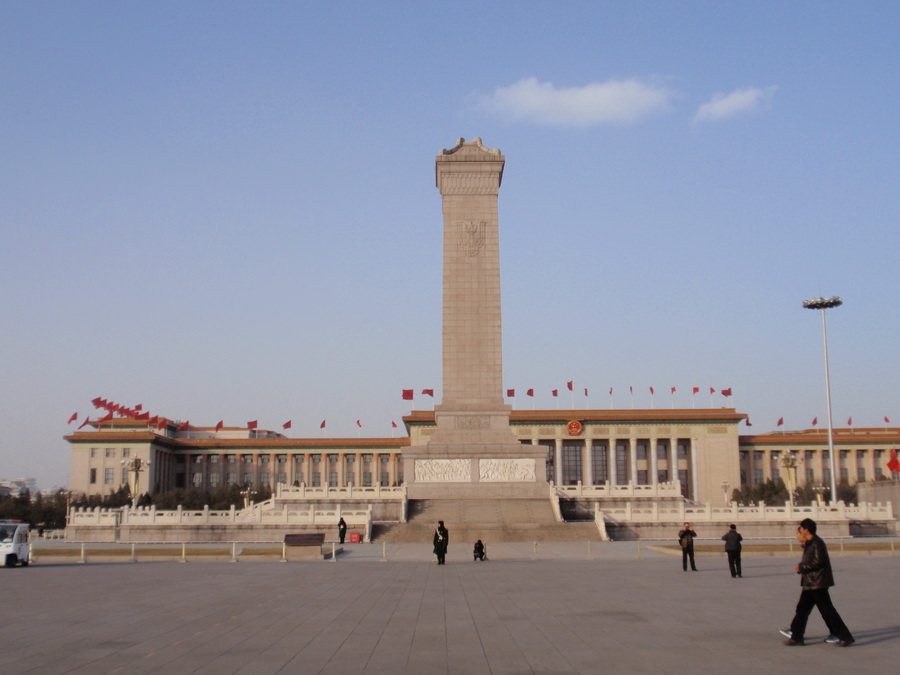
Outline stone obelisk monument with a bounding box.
[406,138,547,499]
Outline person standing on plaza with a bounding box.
[722,524,742,578]
[338,517,347,544]
[433,520,448,565]
[678,522,698,571]
[781,518,854,647]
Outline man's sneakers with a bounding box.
[780,629,804,646]
[824,635,855,647]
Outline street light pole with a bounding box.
[802,296,842,503]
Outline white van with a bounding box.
[0,521,30,567]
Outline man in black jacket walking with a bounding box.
[781,518,854,646]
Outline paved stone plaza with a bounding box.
[5,543,898,674]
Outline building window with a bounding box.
[754,468,763,485]
[260,473,270,486]
[805,450,815,462]
[839,468,849,482]
[657,442,668,461]
[121,468,128,484]
[260,455,270,464]
[362,471,372,487]
[89,468,97,484]
[346,455,355,464]
[636,470,648,485]
[328,471,337,487]
[380,471,389,487]
[346,471,354,486]
[210,455,219,464]
[615,444,628,485]
[591,443,608,484]
[329,454,338,464]
[105,448,115,458]
[294,472,304,485]
[242,454,253,464]
[678,469,690,498]
[192,473,203,487]
[277,454,287,464]
[193,455,203,464]
[226,454,236,464]
[312,472,321,487]
[104,468,114,484]
[857,467,866,482]
[677,443,688,460]
[90,448,97,458]
[226,472,237,485]
[294,454,304,463]
[363,454,372,464]
[312,454,322,464]
[243,474,253,486]
[209,473,221,487]
[806,468,815,483]
[562,442,582,485]
[122,448,130,458]
[636,444,647,461]
[277,472,286,484]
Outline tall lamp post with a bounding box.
[121,457,150,508]
[802,296,842,503]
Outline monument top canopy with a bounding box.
[439,137,503,159]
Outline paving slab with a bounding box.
[3,542,898,674]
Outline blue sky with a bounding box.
[2,2,898,489]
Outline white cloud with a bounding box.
[479,77,673,126]
[693,86,777,124]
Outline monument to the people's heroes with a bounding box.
[405,138,548,500]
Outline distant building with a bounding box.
[65,411,897,503]
[0,477,38,498]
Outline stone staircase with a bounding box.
[372,498,602,543]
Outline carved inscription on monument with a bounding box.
[415,458,470,482]
[456,415,489,429]
[479,458,536,482]
[458,220,486,257]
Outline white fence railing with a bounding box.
[275,483,406,500]
[551,480,684,499]
[599,500,894,524]
[68,504,373,532]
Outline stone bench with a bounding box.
[283,533,338,560]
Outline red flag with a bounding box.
[67,412,78,424]
[157,418,167,430]
[391,421,398,428]
[402,389,414,400]
[670,386,676,394]
[247,420,258,430]
[847,416,853,426]
[811,417,818,427]
[552,389,558,397]
[776,417,784,427]
[566,380,573,391]
[746,418,752,427]
[135,404,142,411]
[78,417,91,429]
[884,416,890,424]
[177,420,190,431]
[216,420,224,431]
[320,419,326,429]
[135,412,149,421]
[721,388,732,397]
[692,387,699,395]
[709,387,716,395]
[584,388,588,397]
[526,388,534,397]
[421,389,434,397]
[147,415,159,426]
[649,386,654,395]
[99,411,114,423]
[506,389,515,397]
[629,386,633,395]
[91,397,103,408]
[283,420,292,430]
[356,420,362,428]
[887,449,900,473]
[609,387,613,396]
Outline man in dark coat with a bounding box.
[433,520,448,565]
[781,518,854,646]
[678,522,698,571]
[338,517,347,544]
[722,524,742,578]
